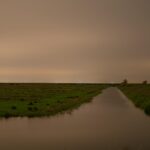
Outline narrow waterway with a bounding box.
[0,87,150,150]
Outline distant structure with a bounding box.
[122,79,128,85]
[142,80,148,85]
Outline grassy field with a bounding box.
[119,84,150,115]
[0,83,108,118]
[1,83,150,118]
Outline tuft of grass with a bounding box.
[4,113,11,118]
[28,102,34,106]
[11,106,17,110]
[145,104,150,115]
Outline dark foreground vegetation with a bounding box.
[119,84,150,115]
[0,83,108,118]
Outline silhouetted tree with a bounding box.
[122,79,128,85]
[142,80,148,85]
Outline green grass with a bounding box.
[0,83,108,118]
[118,84,150,115]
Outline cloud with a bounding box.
[0,0,149,82]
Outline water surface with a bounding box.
[0,87,150,150]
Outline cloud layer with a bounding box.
[0,0,149,82]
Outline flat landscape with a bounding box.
[0,83,150,118]
[0,83,108,117]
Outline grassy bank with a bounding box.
[118,84,150,115]
[0,83,108,118]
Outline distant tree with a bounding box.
[142,80,148,85]
[122,79,128,85]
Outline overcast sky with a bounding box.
[0,0,149,83]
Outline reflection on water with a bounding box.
[0,87,150,150]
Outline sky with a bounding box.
[0,0,149,83]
